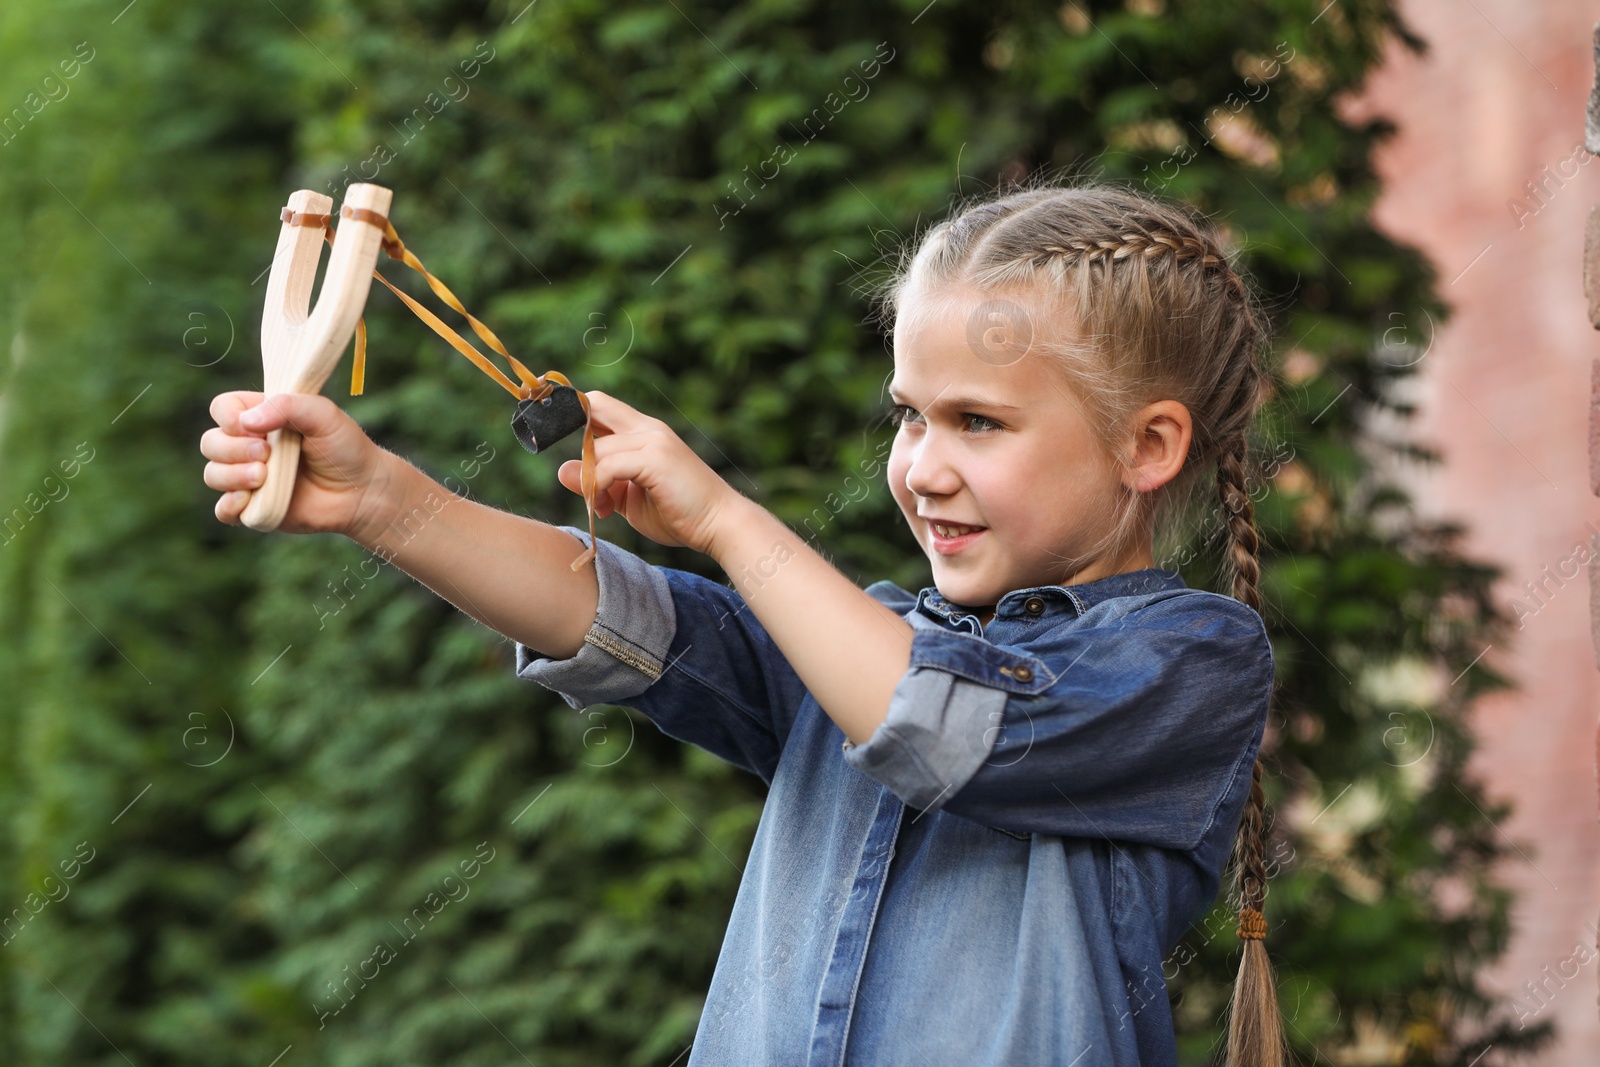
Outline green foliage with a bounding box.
[0,0,1553,1064]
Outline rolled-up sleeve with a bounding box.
[512,525,815,785]
[843,594,1274,851]
[840,637,1009,811]
[513,525,676,710]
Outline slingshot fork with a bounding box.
[234,181,599,570]
[240,183,393,532]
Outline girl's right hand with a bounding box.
[201,391,391,538]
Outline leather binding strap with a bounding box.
[339,204,392,236]
[297,202,599,571]
[280,208,332,228]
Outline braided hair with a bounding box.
[874,181,1284,1067]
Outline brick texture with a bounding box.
[1351,1,1600,1055]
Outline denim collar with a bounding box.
[914,567,1188,627]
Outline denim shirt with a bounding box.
[515,526,1274,1067]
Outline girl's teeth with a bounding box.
[935,524,981,537]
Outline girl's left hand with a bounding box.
[555,390,745,557]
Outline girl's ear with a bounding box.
[1122,400,1192,494]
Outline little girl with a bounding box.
[203,182,1282,1066]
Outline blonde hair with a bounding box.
[872,179,1285,1067]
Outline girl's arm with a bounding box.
[525,389,918,748]
[516,523,817,784]
[350,449,599,660]
[204,389,600,663]
[707,497,914,747]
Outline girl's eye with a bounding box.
[886,403,1000,433]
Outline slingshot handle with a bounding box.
[241,183,392,532]
[243,421,305,533]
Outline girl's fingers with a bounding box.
[587,428,660,459]
[586,449,662,501]
[214,490,250,525]
[204,459,266,493]
[209,391,268,436]
[562,466,628,518]
[205,395,270,526]
[200,426,270,464]
[565,432,661,503]
[558,430,673,516]
[599,479,631,517]
[558,460,612,498]
[582,391,663,437]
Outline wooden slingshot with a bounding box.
[237,182,601,570]
[241,184,391,534]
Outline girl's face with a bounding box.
[885,288,1146,621]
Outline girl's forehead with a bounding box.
[892,326,1078,407]
[888,285,1091,409]
[894,286,1070,360]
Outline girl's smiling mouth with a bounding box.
[927,521,987,554]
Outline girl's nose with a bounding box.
[902,438,963,499]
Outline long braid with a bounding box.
[1217,432,1286,1067]
[1216,435,1262,614]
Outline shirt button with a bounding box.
[1011,665,1034,683]
[1023,596,1046,616]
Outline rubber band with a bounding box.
[373,219,544,394]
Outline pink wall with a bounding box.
[1351,1,1600,1060]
